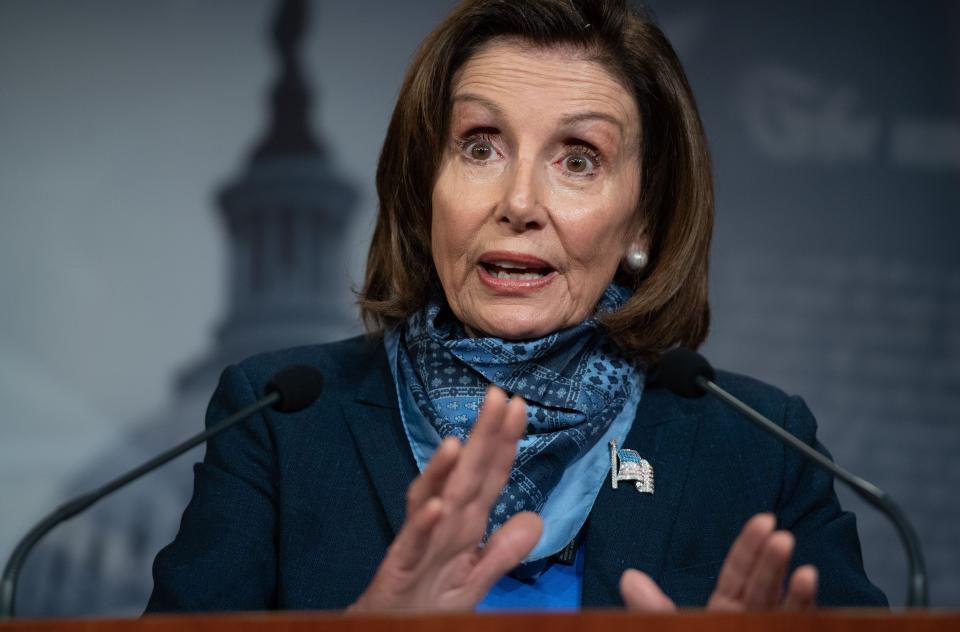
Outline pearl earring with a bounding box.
[624,247,648,272]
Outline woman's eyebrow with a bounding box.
[451,93,504,117]
[558,111,625,135]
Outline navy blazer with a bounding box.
[146,335,886,611]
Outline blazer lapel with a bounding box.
[340,346,419,536]
[582,384,701,607]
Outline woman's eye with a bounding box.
[463,140,499,161]
[562,153,596,174]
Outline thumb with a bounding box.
[620,569,677,612]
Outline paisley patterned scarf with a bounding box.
[397,284,637,536]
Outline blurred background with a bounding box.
[1,0,957,616]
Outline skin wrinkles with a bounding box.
[432,40,646,339]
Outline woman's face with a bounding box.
[431,39,645,339]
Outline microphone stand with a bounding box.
[696,376,928,608]
[0,393,279,619]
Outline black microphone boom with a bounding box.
[0,365,323,619]
[655,348,928,608]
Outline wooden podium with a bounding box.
[2,611,959,631]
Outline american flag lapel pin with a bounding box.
[610,439,654,494]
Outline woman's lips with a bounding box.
[476,250,557,293]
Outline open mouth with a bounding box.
[479,261,555,280]
[476,252,558,291]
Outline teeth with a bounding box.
[491,261,530,269]
[495,270,545,280]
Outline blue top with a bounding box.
[476,547,585,611]
[145,335,888,612]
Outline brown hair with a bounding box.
[359,0,713,362]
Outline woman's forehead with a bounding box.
[450,39,640,134]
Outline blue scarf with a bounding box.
[397,284,637,537]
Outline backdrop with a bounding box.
[1,0,957,616]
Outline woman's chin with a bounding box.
[463,311,566,341]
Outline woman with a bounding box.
[147,0,886,612]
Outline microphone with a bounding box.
[0,365,324,619]
[654,348,928,608]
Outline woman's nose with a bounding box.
[495,158,546,232]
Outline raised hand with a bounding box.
[348,386,544,612]
[620,513,818,611]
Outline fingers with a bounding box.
[710,513,820,612]
[362,386,530,611]
[783,565,818,610]
[620,569,677,612]
[465,511,543,601]
[387,496,446,572]
[407,387,520,523]
[406,437,460,515]
[741,531,793,608]
[395,387,529,572]
[442,386,509,505]
[478,394,527,500]
[710,513,776,608]
[443,387,526,507]
[396,437,462,572]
